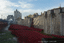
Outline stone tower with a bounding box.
[14,9,22,24]
[14,9,22,20]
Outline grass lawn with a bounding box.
[0,31,17,43]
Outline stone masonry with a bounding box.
[33,7,64,36]
[16,7,64,36]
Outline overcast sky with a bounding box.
[0,0,64,19]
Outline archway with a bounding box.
[7,15,14,24]
[7,15,14,21]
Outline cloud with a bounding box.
[18,1,33,8]
[19,0,37,2]
[0,0,33,19]
[0,0,61,19]
[0,0,14,19]
[18,9,45,19]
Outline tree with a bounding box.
[28,14,32,18]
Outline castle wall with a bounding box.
[18,18,32,27]
[16,7,64,36]
[61,8,64,36]
[33,15,44,29]
[53,9,61,35]
[61,8,64,35]
[47,14,50,34]
[17,18,22,25]
[24,18,31,27]
[62,14,64,35]
[44,18,47,33]
[44,9,61,35]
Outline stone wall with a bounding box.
[17,18,32,27]
[44,8,61,35]
[33,7,64,35]
[47,12,51,34]
[44,8,63,35]
[24,18,31,27]
[53,8,62,35]
[33,14,44,29]
[17,7,64,36]
[54,13,61,35]
[17,19,22,25]
[62,14,64,35]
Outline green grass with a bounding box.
[0,32,3,33]
[0,31,17,43]
[0,40,17,43]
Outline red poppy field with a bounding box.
[8,24,64,43]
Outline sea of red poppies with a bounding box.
[8,24,64,43]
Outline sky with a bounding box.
[0,0,64,19]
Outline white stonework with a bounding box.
[14,9,22,24]
[14,9,22,20]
